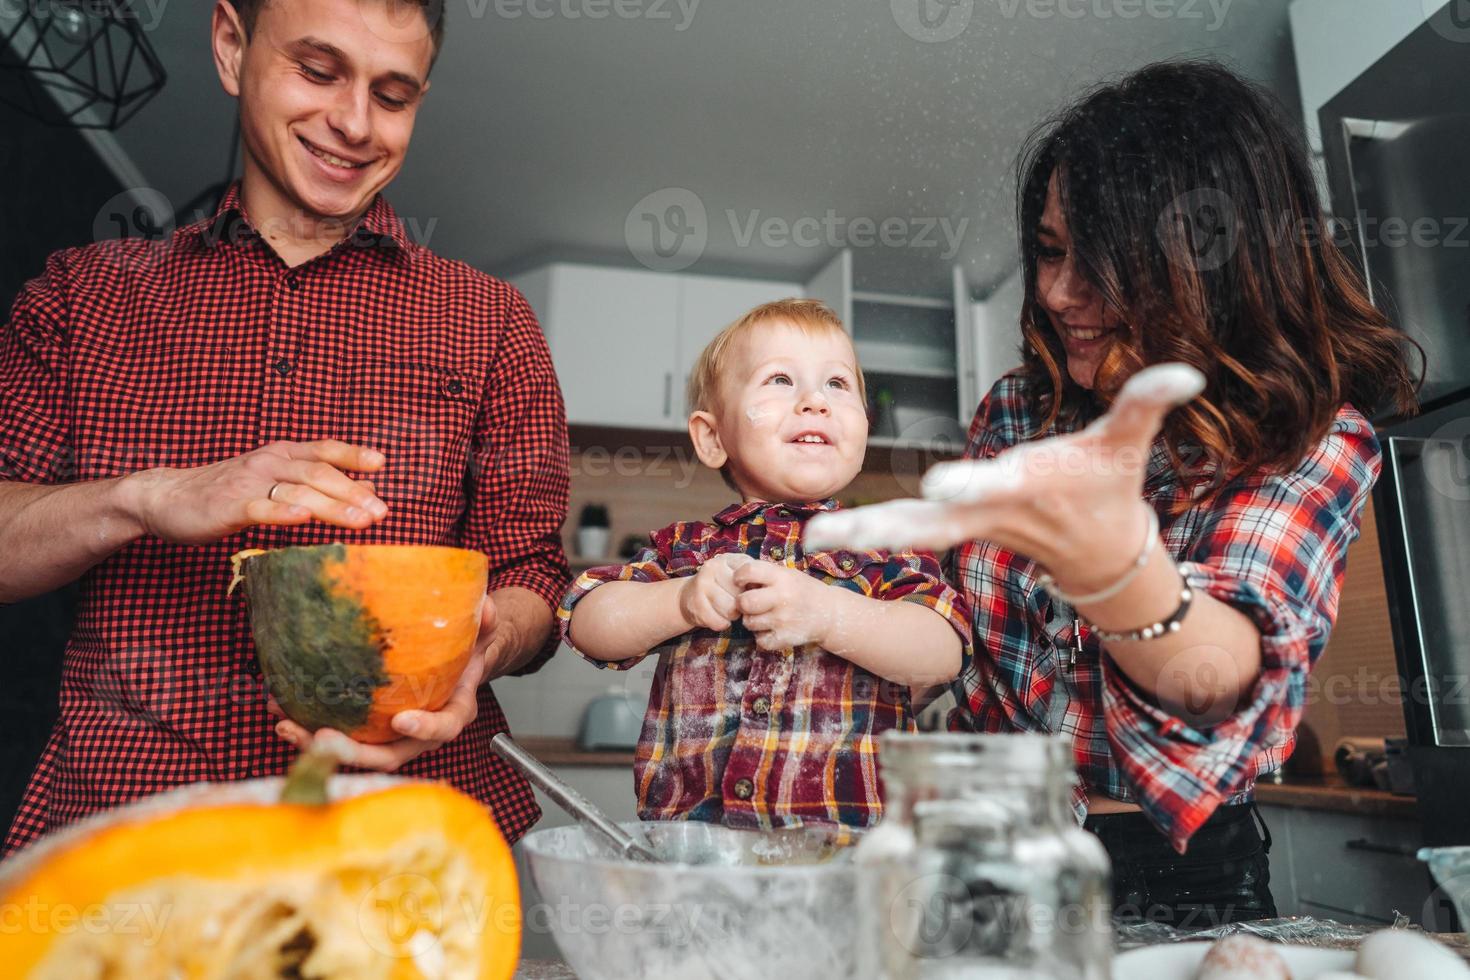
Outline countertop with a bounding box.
[1253,772,1418,820]
[514,736,635,768]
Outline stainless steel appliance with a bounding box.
[1319,7,1470,930]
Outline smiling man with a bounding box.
[0,0,570,853]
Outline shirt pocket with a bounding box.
[73,337,250,477]
[805,549,878,588]
[343,358,485,511]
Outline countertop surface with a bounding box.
[1253,772,1418,820]
[514,735,635,768]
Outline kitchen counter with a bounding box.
[1254,772,1418,820]
[514,736,635,768]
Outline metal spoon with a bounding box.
[490,733,659,863]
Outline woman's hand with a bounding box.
[806,364,1204,593]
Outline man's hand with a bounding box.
[122,439,389,545]
[678,553,753,631]
[733,560,839,653]
[272,594,503,772]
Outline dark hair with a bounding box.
[1014,59,1420,501]
[226,0,446,63]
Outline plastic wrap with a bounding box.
[1115,914,1411,951]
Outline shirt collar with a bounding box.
[200,181,411,258]
[713,499,841,526]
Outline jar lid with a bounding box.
[877,731,1073,778]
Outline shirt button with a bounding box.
[733,778,754,800]
[286,275,301,291]
[769,546,785,561]
[838,557,855,571]
[751,697,770,718]
[272,358,294,377]
[777,508,791,518]
[445,378,464,395]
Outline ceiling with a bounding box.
[101,0,1301,298]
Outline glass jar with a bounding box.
[854,732,1112,980]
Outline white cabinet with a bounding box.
[513,264,681,429]
[970,269,1025,409]
[674,274,801,418]
[513,262,801,430]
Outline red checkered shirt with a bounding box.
[0,184,570,854]
[558,499,973,829]
[950,372,1380,852]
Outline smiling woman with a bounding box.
[806,59,1423,929]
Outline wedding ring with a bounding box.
[268,482,282,502]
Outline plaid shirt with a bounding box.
[950,372,1380,852]
[0,184,570,854]
[559,499,972,829]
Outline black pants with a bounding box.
[1084,802,1277,929]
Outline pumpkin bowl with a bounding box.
[234,544,489,743]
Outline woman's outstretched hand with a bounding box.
[806,364,1204,597]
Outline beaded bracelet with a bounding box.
[1088,581,1195,644]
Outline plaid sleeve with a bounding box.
[462,283,572,676]
[1,251,73,484]
[878,550,974,672]
[557,545,674,670]
[1102,409,1382,852]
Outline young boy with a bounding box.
[558,299,970,830]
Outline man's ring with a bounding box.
[268,482,282,502]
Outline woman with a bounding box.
[808,60,1419,927]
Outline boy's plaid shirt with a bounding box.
[559,499,972,829]
[950,372,1380,852]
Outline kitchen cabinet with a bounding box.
[513,264,682,430]
[674,273,802,418]
[514,253,1011,448]
[512,262,801,430]
[1259,803,1433,926]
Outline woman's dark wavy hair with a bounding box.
[1015,59,1420,502]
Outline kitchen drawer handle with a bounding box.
[1344,838,1420,858]
[663,372,673,417]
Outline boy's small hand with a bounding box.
[678,553,752,631]
[733,561,837,652]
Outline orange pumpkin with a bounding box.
[0,750,521,978]
[230,544,489,743]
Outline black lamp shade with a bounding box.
[0,1,166,130]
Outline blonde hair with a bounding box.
[686,298,865,415]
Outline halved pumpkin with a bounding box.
[231,544,489,743]
[0,751,521,979]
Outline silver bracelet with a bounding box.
[1089,581,1195,643]
[1037,507,1160,607]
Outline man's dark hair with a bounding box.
[226,0,446,63]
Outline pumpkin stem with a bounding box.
[226,548,267,596]
[280,747,339,805]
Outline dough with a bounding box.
[1356,930,1470,980]
[1195,935,1291,980]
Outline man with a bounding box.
[0,0,570,853]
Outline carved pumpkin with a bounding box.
[0,751,521,978]
[230,544,489,743]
